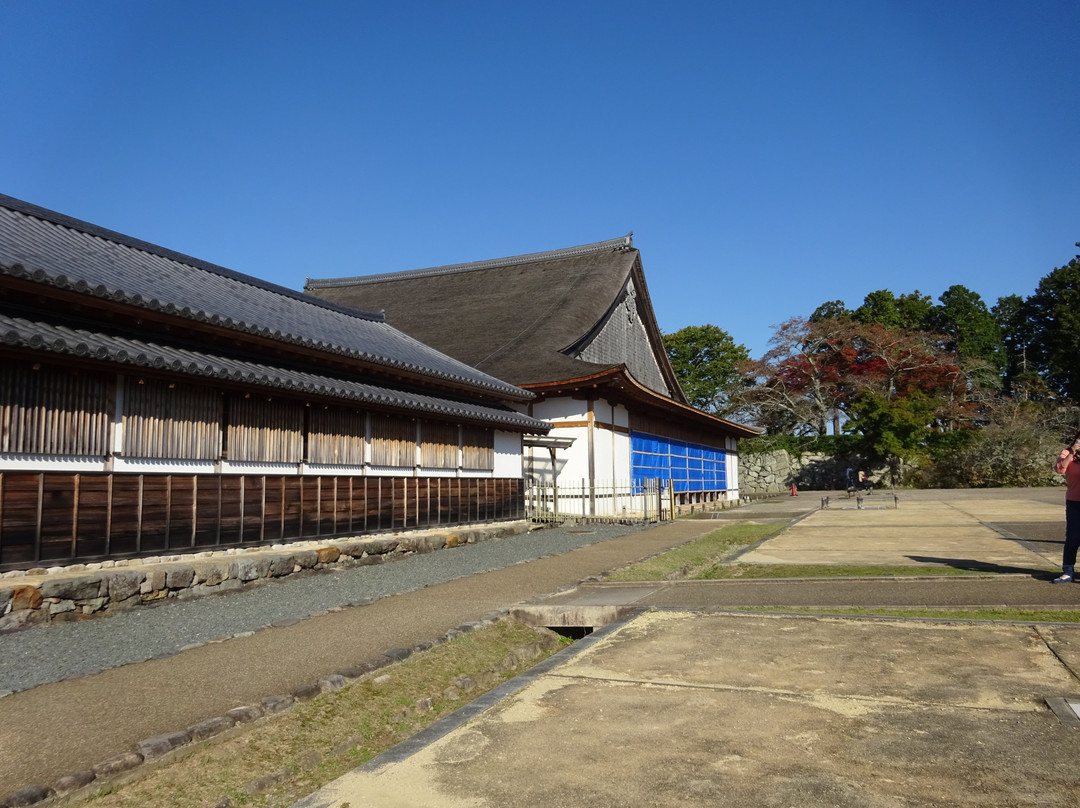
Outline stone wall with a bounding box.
[740,450,886,494]
[0,523,530,635]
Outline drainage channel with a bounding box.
[510,604,644,639]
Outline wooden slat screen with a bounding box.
[122,378,222,459]
[370,414,416,467]
[421,421,458,469]
[228,396,303,463]
[461,426,494,470]
[0,361,112,456]
[308,407,366,465]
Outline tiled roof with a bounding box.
[0,313,548,431]
[305,239,643,387]
[0,194,532,402]
[308,235,636,287]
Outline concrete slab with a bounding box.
[737,502,1058,568]
[295,612,1080,808]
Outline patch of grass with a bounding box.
[724,605,1080,623]
[604,522,784,581]
[697,563,1003,579]
[73,620,562,808]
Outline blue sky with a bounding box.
[3,1,1078,359]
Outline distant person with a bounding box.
[1052,434,1080,583]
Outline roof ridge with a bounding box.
[305,233,634,289]
[0,193,387,323]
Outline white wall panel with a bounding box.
[494,430,523,478]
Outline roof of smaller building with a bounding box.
[0,194,531,402]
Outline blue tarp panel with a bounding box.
[631,431,728,493]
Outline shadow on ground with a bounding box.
[905,555,1058,578]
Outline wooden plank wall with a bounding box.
[0,471,524,568]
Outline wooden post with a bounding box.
[215,475,222,545]
[105,475,113,556]
[165,475,172,549]
[34,474,43,562]
[136,475,144,552]
[191,476,198,547]
[260,475,266,543]
[71,473,80,558]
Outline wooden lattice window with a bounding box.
[0,361,112,456]
[421,421,458,469]
[308,406,366,465]
[227,396,303,463]
[370,414,416,467]
[122,377,222,460]
[461,426,494,471]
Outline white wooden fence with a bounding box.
[525,478,672,524]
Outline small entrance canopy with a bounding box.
[523,435,576,484]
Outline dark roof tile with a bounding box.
[0,194,531,402]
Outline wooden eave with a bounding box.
[524,365,759,440]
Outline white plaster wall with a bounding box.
[0,454,107,472]
[305,463,368,476]
[617,423,630,479]
[531,397,587,422]
[593,398,614,424]
[613,403,629,429]
[593,418,614,483]
[114,457,217,474]
[493,430,523,478]
[222,460,301,475]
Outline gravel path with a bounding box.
[0,523,641,694]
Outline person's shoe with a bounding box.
[1052,567,1075,584]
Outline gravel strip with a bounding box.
[0,523,641,694]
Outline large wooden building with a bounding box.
[0,195,551,570]
[306,235,757,514]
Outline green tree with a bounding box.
[854,290,935,331]
[846,390,938,466]
[932,285,1003,368]
[1020,244,1080,400]
[663,324,750,415]
[809,300,852,322]
[991,293,1032,396]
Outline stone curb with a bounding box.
[0,522,531,635]
[0,609,519,808]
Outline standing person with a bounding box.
[1052,433,1080,583]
